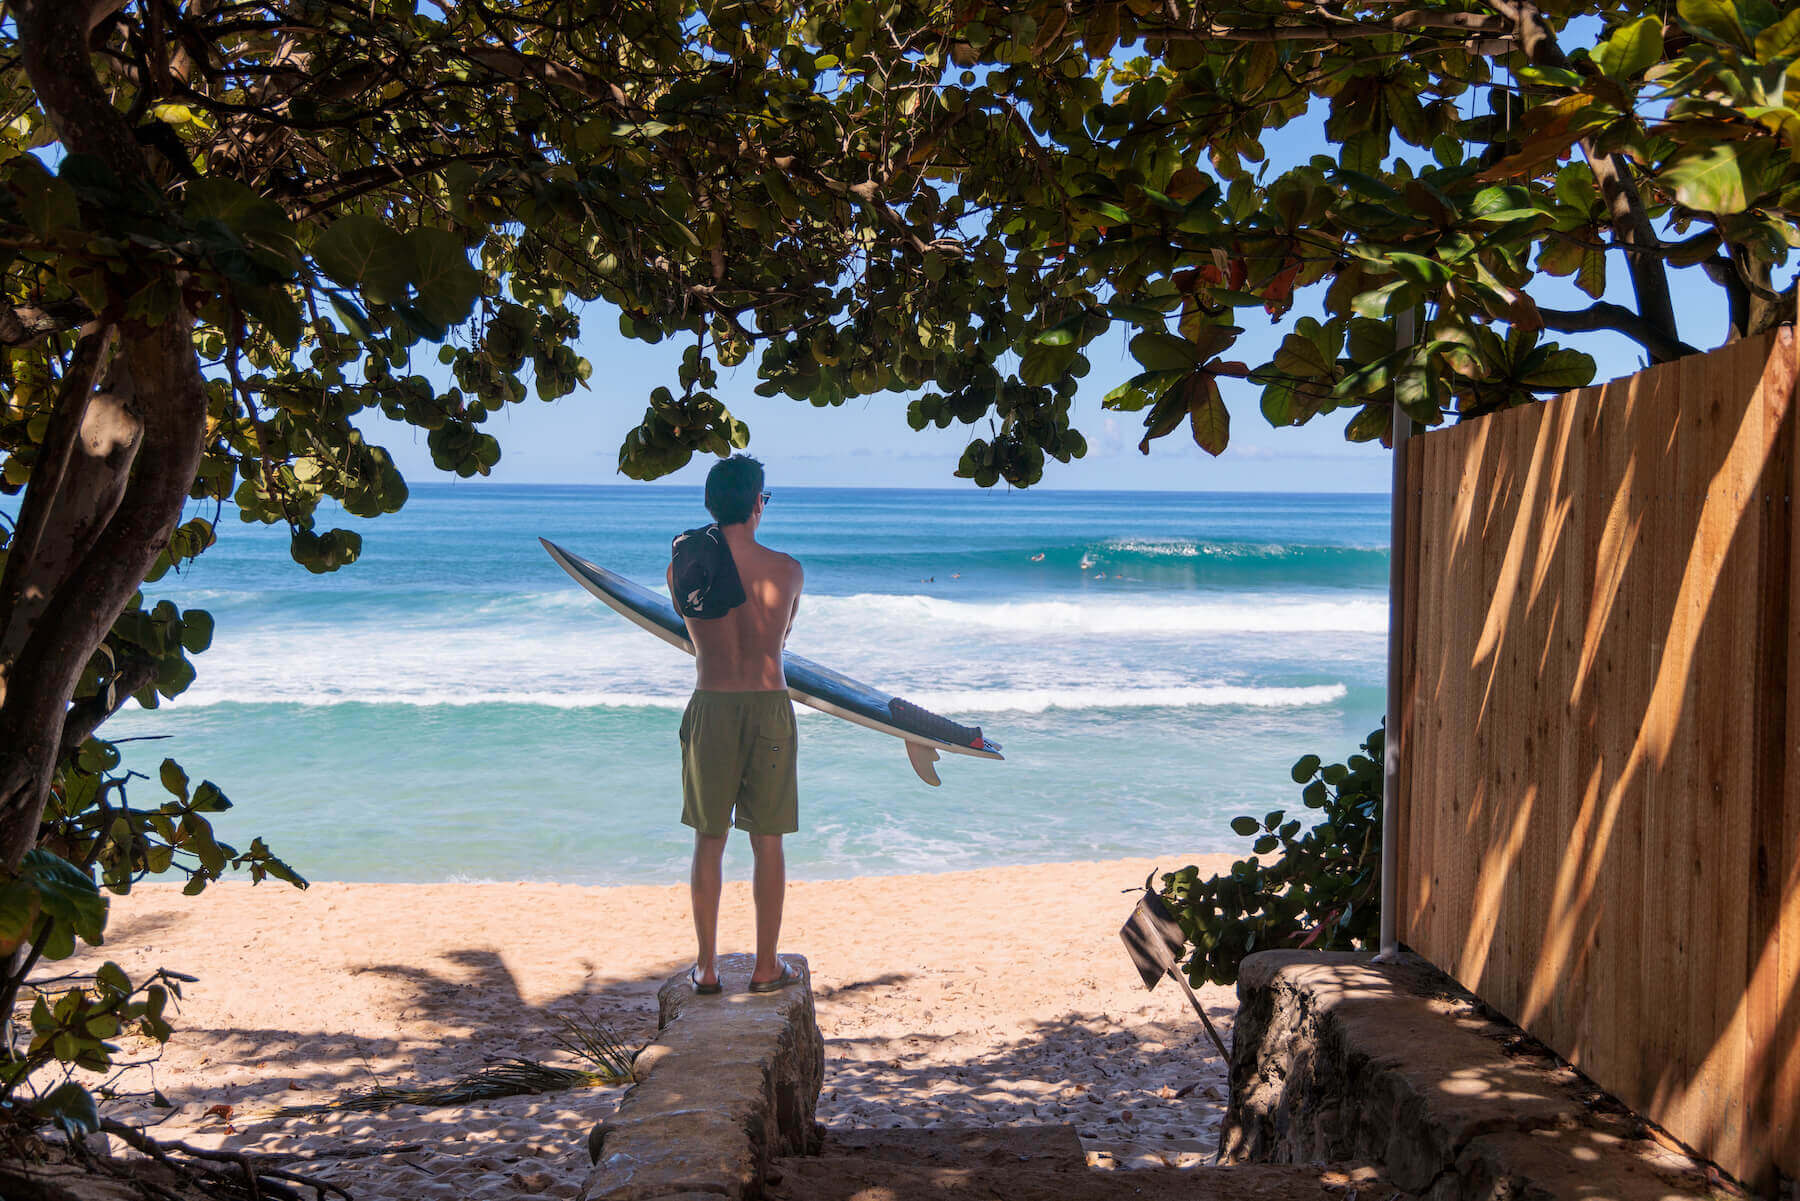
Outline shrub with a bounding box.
[1159,725,1384,986]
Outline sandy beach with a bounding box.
[60,854,1239,1199]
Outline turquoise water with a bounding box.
[105,485,1391,884]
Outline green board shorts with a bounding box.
[679,690,799,837]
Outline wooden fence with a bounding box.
[1395,328,1800,1187]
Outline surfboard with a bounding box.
[540,539,1003,786]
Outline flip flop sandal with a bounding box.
[689,966,722,996]
[747,961,799,994]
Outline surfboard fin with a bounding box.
[905,741,941,787]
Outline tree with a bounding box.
[0,0,1075,913]
[1,0,1796,1128]
[0,0,1083,1118]
[881,0,1799,466]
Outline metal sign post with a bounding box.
[1376,309,1416,964]
[1118,874,1231,1064]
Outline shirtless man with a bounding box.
[666,455,804,994]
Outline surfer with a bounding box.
[667,455,804,995]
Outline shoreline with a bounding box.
[113,851,1246,891]
[71,854,1240,1199]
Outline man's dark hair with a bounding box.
[705,454,765,526]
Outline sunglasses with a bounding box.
[760,490,773,505]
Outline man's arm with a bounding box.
[784,558,803,643]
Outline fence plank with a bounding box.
[1398,330,1799,1185]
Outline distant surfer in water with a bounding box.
[667,455,805,995]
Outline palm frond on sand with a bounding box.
[277,1013,635,1117]
[546,1010,635,1081]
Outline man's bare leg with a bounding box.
[690,832,729,987]
[749,833,786,984]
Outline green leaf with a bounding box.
[330,294,373,339]
[1291,754,1322,783]
[1102,378,1157,412]
[409,228,482,328]
[1078,197,1131,225]
[1678,0,1747,47]
[1520,347,1597,390]
[1516,64,1584,89]
[1660,143,1766,213]
[77,740,120,774]
[33,1082,100,1136]
[184,178,300,265]
[15,850,107,952]
[1331,170,1401,202]
[1186,374,1229,456]
[1344,403,1391,443]
[1230,816,1260,837]
[1384,252,1450,288]
[1260,384,1294,428]
[1754,9,1800,58]
[612,119,675,138]
[179,610,214,654]
[159,759,189,801]
[156,655,196,699]
[312,214,414,303]
[1469,185,1538,221]
[190,782,232,813]
[95,961,131,997]
[1129,331,1202,371]
[1353,279,1413,318]
[1035,313,1086,347]
[1395,363,1435,415]
[0,878,38,947]
[1592,16,1664,80]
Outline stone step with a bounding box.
[768,1129,1408,1201]
[809,1125,1088,1168]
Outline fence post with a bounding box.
[1375,309,1416,964]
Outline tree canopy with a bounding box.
[0,0,1797,1136]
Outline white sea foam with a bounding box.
[487,589,1385,635]
[906,683,1348,713]
[149,587,1380,711]
[797,593,1388,635]
[167,682,1347,713]
[1093,538,1385,560]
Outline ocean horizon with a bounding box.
[103,482,1392,886]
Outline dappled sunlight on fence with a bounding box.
[1396,328,1800,1187]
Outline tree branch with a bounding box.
[1147,12,1512,47]
[1538,301,1700,363]
[0,300,95,348]
[16,0,148,184]
[57,656,158,760]
[1486,0,1681,359]
[297,150,522,218]
[459,44,634,110]
[0,325,114,639]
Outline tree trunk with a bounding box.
[0,322,207,871]
[0,0,209,876]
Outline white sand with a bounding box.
[66,855,1238,1198]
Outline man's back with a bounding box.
[676,530,801,692]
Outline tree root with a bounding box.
[97,1120,353,1201]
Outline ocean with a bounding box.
[104,484,1391,884]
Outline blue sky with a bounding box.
[368,317,1402,493]
[366,275,1676,494]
